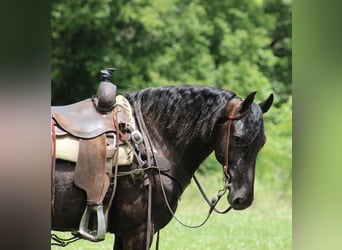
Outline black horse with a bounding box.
[52,85,273,249]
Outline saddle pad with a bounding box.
[55,134,134,166]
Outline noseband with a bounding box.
[223,99,250,184]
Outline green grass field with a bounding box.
[51,175,292,250]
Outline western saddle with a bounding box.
[51,68,142,241]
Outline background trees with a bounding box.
[51,0,292,200]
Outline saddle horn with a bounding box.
[94,68,117,113]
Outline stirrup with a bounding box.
[78,201,106,242]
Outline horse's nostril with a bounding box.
[232,197,245,206]
[230,194,253,210]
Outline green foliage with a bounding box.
[51,0,291,104]
[51,0,292,200]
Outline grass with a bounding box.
[152,208,291,250]
[51,174,292,250]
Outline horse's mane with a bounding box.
[125,85,236,152]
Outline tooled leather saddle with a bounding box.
[51,69,136,242]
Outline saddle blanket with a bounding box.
[56,134,133,166]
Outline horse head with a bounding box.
[214,92,273,210]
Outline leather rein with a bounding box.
[192,98,250,218]
[135,97,250,232]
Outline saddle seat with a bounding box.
[52,95,135,138]
[52,98,116,139]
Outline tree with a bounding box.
[51,0,292,106]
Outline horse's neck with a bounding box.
[143,117,215,191]
[144,110,215,174]
[130,86,232,175]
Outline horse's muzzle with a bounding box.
[228,188,253,210]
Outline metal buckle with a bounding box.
[131,130,144,145]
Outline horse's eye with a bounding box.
[231,135,242,144]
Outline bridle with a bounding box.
[192,97,250,216]
[223,98,250,183]
[158,97,251,229]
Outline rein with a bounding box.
[130,98,250,233]
[51,234,81,247]
[143,98,249,231]
[158,171,231,228]
[193,174,231,214]
[132,101,226,231]
[184,99,249,224]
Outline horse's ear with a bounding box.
[240,91,257,113]
[259,93,274,113]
